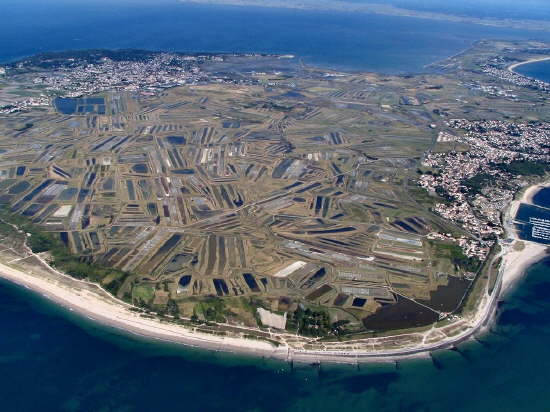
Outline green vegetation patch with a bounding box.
[193,297,228,323]
[461,173,495,196]
[408,186,447,207]
[497,160,550,176]
[286,307,331,337]
[463,161,550,196]
[239,296,266,325]
[431,241,481,273]
[132,285,155,306]
[0,206,131,297]
[0,206,58,252]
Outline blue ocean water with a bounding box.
[533,187,550,208]
[515,60,550,83]
[515,188,550,244]
[514,203,550,244]
[1,2,550,410]
[1,260,549,412]
[2,1,550,72]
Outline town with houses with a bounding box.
[482,60,550,92]
[420,119,550,258]
[0,50,274,114]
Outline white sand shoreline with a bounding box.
[0,182,548,364]
[508,56,550,73]
[0,261,288,359]
[499,182,550,295]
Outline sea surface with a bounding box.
[515,60,550,83]
[514,185,550,244]
[0,259,549,412]
[2,2,550,411]
[533,187,550,208]
[0,192,549,412]
[2,1,550,73]
[514,203,550,244]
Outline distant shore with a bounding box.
[0,182,548,363]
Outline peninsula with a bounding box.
[0,41,548,362]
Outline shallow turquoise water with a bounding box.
[0,258,549,411]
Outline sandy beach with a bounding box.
[0,245,502,364]
[522,182,547,204]
[499,240,547,294]
[0,260,288,359]
[499,182,550,294]
[0,182,548,363]
[0,256,491,363]
[508,56,550,73]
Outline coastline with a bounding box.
[0,182,548,364]
[499,182,550,294]
[0,260,288,360]
[508,56,550,73]
[0,259,478,363]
